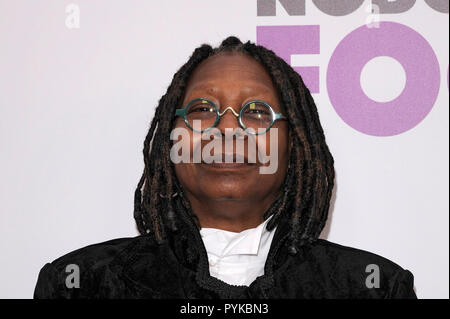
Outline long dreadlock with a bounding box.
[134,36,335,254]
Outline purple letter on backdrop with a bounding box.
[257,25,320,93]
[327,21,440,136]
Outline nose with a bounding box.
[215,106,240,134]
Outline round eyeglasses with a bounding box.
[175,98,287,135]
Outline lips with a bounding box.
[205,162,253,169]
[201,153,256,167]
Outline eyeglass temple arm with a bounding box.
[274,113,287,121]
[175,109,186,117]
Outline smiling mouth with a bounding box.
[204,162,253,169]
[200,153,257,169]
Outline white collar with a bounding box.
[199,215,275,257]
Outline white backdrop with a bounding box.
[0,0,448,298]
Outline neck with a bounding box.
[184,190,280,232]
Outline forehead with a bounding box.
[185,52,277,94]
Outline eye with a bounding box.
[243,102,271,115]
[189,106,213,113]
[187,100,216,114]
[246,108,270,115]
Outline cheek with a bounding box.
[255,128,289,162]
[172,120,196,188]
[172,120,197,160]
[174,162,197,192]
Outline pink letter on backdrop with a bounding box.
[257,25,320,93]
[327,21,440,136]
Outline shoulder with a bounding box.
[48,236,145,271]
[34,235,157,298]
[310,239,406,271]
[294,239,417,298]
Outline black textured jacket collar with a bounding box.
[121,210,292,298]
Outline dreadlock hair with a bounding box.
[134,36,335,254]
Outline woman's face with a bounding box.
[173,52,290,215]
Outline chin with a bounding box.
[201,186,252,201]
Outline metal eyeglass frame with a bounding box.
[175,97,287,135]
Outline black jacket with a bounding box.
[34,213,416,299]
